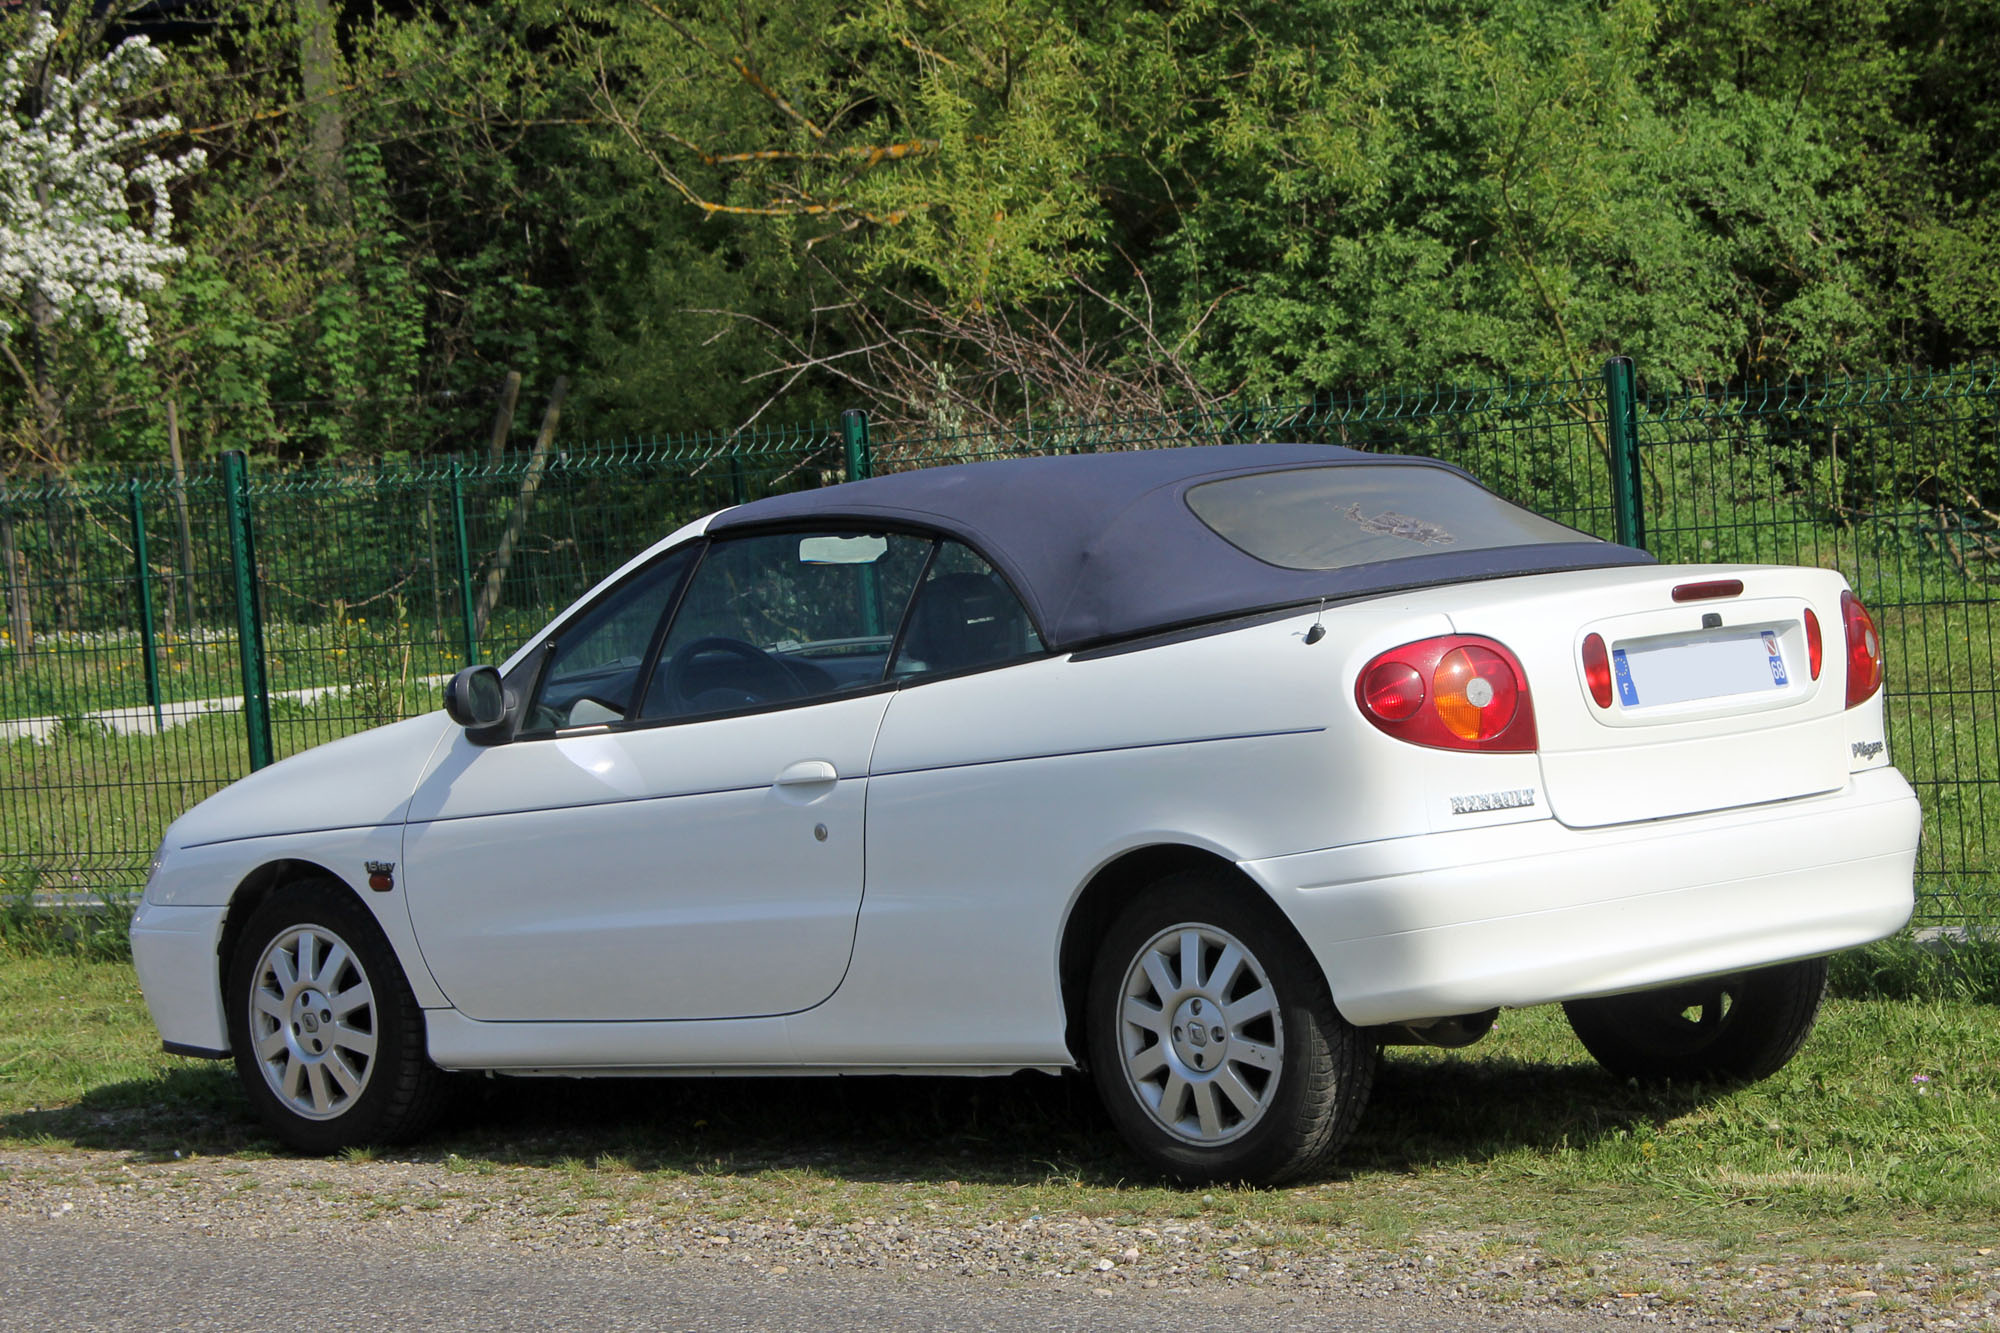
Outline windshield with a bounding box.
[1185,465,1595,571]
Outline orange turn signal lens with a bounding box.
[1432,645,1520,741]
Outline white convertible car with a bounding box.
[132,444,1920,1183]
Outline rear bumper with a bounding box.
[1246,766,1921,1026]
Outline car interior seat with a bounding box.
[898,571,1031,675]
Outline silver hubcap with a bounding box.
[248,924,377,1121]
[1117,923,1283,1145]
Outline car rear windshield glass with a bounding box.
[1185,465,1596,571]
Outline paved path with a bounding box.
[0,1214,1641,1333]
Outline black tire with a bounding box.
[225,879,450,1153]
[1085,871,1374,1186]
[1562,957,1829,1084]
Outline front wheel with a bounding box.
[1563,957,1829,1084]
[226,880,449,1153]
[1085,872,1374,1185]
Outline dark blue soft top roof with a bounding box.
[708,443,1651,649]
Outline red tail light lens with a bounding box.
[1804,608,1823,681]
[1356,635,1537,751]
[1580,633,1613,708]
[1841,591,1883,707]
[1360,660,1425,720]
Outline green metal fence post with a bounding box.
[128,480,164,733]
[840,410,882,631]
[221,450,274,770]
[1603,356,1646,549]
[448,457,479,665]
[841,409,872,482]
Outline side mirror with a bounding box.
[443,665,507,732]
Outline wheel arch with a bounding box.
[1057,844,1315,1065]
[220,866,454,1150]
[217,859,367,1016]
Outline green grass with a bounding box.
[0,890,134,962]
[0,954,209,1118]
[1832,934,2000,1003]
[1,952,1994,1267]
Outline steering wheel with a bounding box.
[656,636,804,715]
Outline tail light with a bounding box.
[1841,591,1883,707]
[1357,635,1537,752]
[1804,608,1823,681]
[1580,633,1613,708]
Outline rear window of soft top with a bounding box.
[1184,464,1596,572]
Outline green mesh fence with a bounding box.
[1,363,1993,927]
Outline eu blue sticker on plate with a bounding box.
[1613,647,1640,706]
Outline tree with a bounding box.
[4,0,1999,468]
[0,11,203,469]
[580,0,1209,427]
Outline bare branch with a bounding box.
[686,255,1234,443]
[590,61,915,226]
[705,139,938,169]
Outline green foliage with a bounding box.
[1142,0,1863,390]
[2,0,1999,467]
[0,2,601,467]
[581,0,1113,304]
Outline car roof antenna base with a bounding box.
[1305,600,1327,646]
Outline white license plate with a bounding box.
[1611,627,1791,707]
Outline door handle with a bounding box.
[774,760,839,786]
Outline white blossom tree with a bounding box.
[0,12,204,464]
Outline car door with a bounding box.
[400,528,930,1022]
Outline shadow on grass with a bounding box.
[3,1046,1716,1189]
[1353,1051,1712,1175]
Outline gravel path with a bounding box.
[2,1146,1995,1330]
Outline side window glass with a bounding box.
[643,530,930,720]
[892,542,1043,679]
[525,548,694,732]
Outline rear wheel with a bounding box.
[226,880,449,1153]
[1563,957,1829,1084]
[1085,872,1374,1185]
